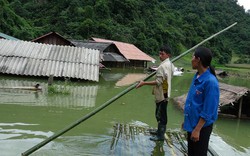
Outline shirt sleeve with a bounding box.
[155,66,164,86]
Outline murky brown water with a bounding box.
[0,68,249,156]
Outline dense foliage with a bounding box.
[1,0,250,64]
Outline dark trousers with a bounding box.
[155,99,168,125]
[187,124,213,156]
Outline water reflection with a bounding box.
[0,122,55,156]
[0,70,249,156]
[32,134,112,156]
[151,141,165,156]
[101,72,125,82]
[213,118,250,153]
[0,78,98,109]
[0,138,53,156]
[0,127,53,139]
[46,85,98,109]
[210,133,250,156]
[115,73,147,87]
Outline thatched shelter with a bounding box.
[173,83,250,119]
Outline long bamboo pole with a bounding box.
[22,22,237,156]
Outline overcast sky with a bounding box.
[237,0,250,11]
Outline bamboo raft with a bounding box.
[0,86,42,91]
[110,123,219,156]
[0,83,42,91]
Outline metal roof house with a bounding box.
[71,40,128,68]
[31,33,155,68]
[0,39,100,81]
[91,37,155,68]
[32,32,129,68]
[31,32,75,46]
[0,32,20,41]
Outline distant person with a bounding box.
[136,45,175,141]
[34,84,40,89]
[34,84,42,90]
[182,47,219,156]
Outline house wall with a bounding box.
[103,60,147,68]
[126,60,147,68]
[34,34,73,46]
[102,62,125,68]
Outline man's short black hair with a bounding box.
[160,45,171,54]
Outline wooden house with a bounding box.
[31,33,155,68]
[31,32,75,46]
[71,40,128,68]
[91,37,155,68]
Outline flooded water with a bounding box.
[0,68,249,156]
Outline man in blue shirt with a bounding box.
[183,47,219,156]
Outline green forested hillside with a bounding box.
[1,0,250,64]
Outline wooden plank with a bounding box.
[238,97,243,118]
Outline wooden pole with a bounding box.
[48,75,54,86]
[238,97,243,118]
[22,22,237,156]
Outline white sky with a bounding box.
[237,0,250,10]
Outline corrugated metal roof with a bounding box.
[0,39,100,81]
[0,32,20,41]
[92,37,155,62]
[103,52,128,62]
[71,40,112,52]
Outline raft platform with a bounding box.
[110,123,219,156]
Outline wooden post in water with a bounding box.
[238,97,243,118]
[48,75,54,86]
[22,22,237,156]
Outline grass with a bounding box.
[218,54,250,77]
[225,64,250,69]
[48,81,70,94]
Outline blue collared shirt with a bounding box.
[183,68,220,132]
